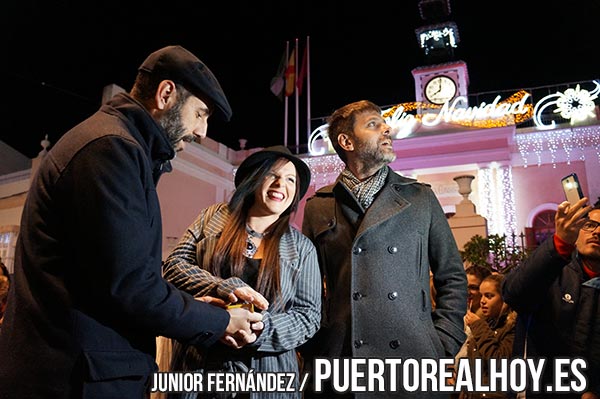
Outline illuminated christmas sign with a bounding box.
[421,93,530,127]
[308,80,600,156]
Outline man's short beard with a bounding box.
[356,141,397,170]
[159,95,186,149]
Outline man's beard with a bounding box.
[158,97,187,150]
[356,139,396,170]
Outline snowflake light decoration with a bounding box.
[533,80,600,130]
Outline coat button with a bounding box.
[388,292,398,300]
[354,339,364,348]
[389,340,400,349]
[387,246,398,254]
[352,292,363,300]
[353,247,362,255]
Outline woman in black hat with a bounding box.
[161,146,321,398]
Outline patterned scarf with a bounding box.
[341,166,389,210]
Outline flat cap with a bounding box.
[139,45,232,121]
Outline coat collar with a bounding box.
[103,93,175,180]
[356,169,415,236]
[315,166,421,236]
[318,166,419,195]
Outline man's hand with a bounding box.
[195,295,228,308]
[555,198,592,244]
[221,307,263,349]
[228,287,269,311]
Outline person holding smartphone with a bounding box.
[502,197,599,399]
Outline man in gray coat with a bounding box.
[301,100,467,398]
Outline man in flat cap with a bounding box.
[0,45,264,399]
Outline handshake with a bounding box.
[197,285,269,349]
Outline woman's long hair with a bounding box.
[208,157,302,304]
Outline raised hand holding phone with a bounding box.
[561,173,591,219]
[561,173,584,205]
[556,173,592,244]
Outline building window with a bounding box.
[527,210,556,248]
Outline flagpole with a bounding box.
[284,41,289,148]
[294,38,300,154]
[306,36,311,149]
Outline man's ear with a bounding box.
[155,80,176,110]
[338,133,354,151]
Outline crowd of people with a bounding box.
[0,45,598,399]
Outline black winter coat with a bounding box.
[502,237,600,398]
[0,94,230,399]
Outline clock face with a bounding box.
[424,76,457,105]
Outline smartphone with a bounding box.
[561,173,584,204]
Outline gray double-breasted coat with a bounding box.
[301,168,467,397]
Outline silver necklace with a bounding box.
[244,224,269,258]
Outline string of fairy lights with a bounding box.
[477,165,518,241]
[516,126,600,168]
[303,155,345,188]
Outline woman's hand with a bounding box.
[464,309,480,327]
[250,320,265,340]
[221,307,263,349]
[228,287,269,311]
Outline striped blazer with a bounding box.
[162,203,322,398]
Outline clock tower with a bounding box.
[412,0,469,109]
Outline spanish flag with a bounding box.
[284,49,296,97]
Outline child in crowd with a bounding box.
[455,273,516,399]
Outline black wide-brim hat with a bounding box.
[235,145,311,200]
[138,45,232,121]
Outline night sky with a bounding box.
[3,0,599,158]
